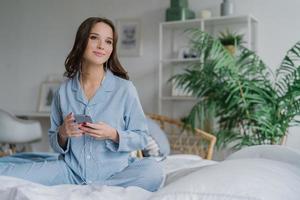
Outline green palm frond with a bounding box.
[275,41,300,96]
[170,28,300,150]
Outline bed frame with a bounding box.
[147,113,216,160]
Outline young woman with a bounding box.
[0,17,163,192]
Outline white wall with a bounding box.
[0,0,300,151]
[0,0,168,115]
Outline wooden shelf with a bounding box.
[14,111,50,118]
[161,58,200,63]
[161,96,196,101]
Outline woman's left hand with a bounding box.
[79,122,119,142]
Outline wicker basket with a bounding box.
[147,113,216,160]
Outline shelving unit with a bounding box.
[158,15,258,117]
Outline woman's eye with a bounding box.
[90,36,97,40]
[106,40,113,45]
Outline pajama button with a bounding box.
[87,155,91,159]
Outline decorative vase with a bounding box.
[220,0,234,16]
[166,0,195,21]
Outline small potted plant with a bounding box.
[218,29,244,55]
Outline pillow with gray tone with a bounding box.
[143,117,170,157]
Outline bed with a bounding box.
[1,146,300,200]
[1,115,300,200]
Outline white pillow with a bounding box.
[150,158,300,200]
[226,145,300,167]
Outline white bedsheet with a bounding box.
[1,146,300,200]
[160,154,217,186]
[0,155,215,200]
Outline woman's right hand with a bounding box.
[58,112,84,139]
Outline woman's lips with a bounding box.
[93,51,105,57]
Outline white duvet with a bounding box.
[0,155,214,200]
[0,179,150,200]
[1,145,300,200]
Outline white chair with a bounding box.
[0,109,42,156]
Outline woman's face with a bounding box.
[83,22,113,66]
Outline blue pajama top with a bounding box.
[48,69,149,184]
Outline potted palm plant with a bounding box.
[171,28,300,150]
[218,29,244,55]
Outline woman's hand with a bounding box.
[79,122,119,143]
[59,112,84,139]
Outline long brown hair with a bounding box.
[64,17,129,80]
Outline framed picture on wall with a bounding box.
[116,19,142,57]
[38,82,61,112]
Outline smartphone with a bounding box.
[74,114,93,124]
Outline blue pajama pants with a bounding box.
[0,154,163,192]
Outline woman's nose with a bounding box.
[97,40,103,49]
